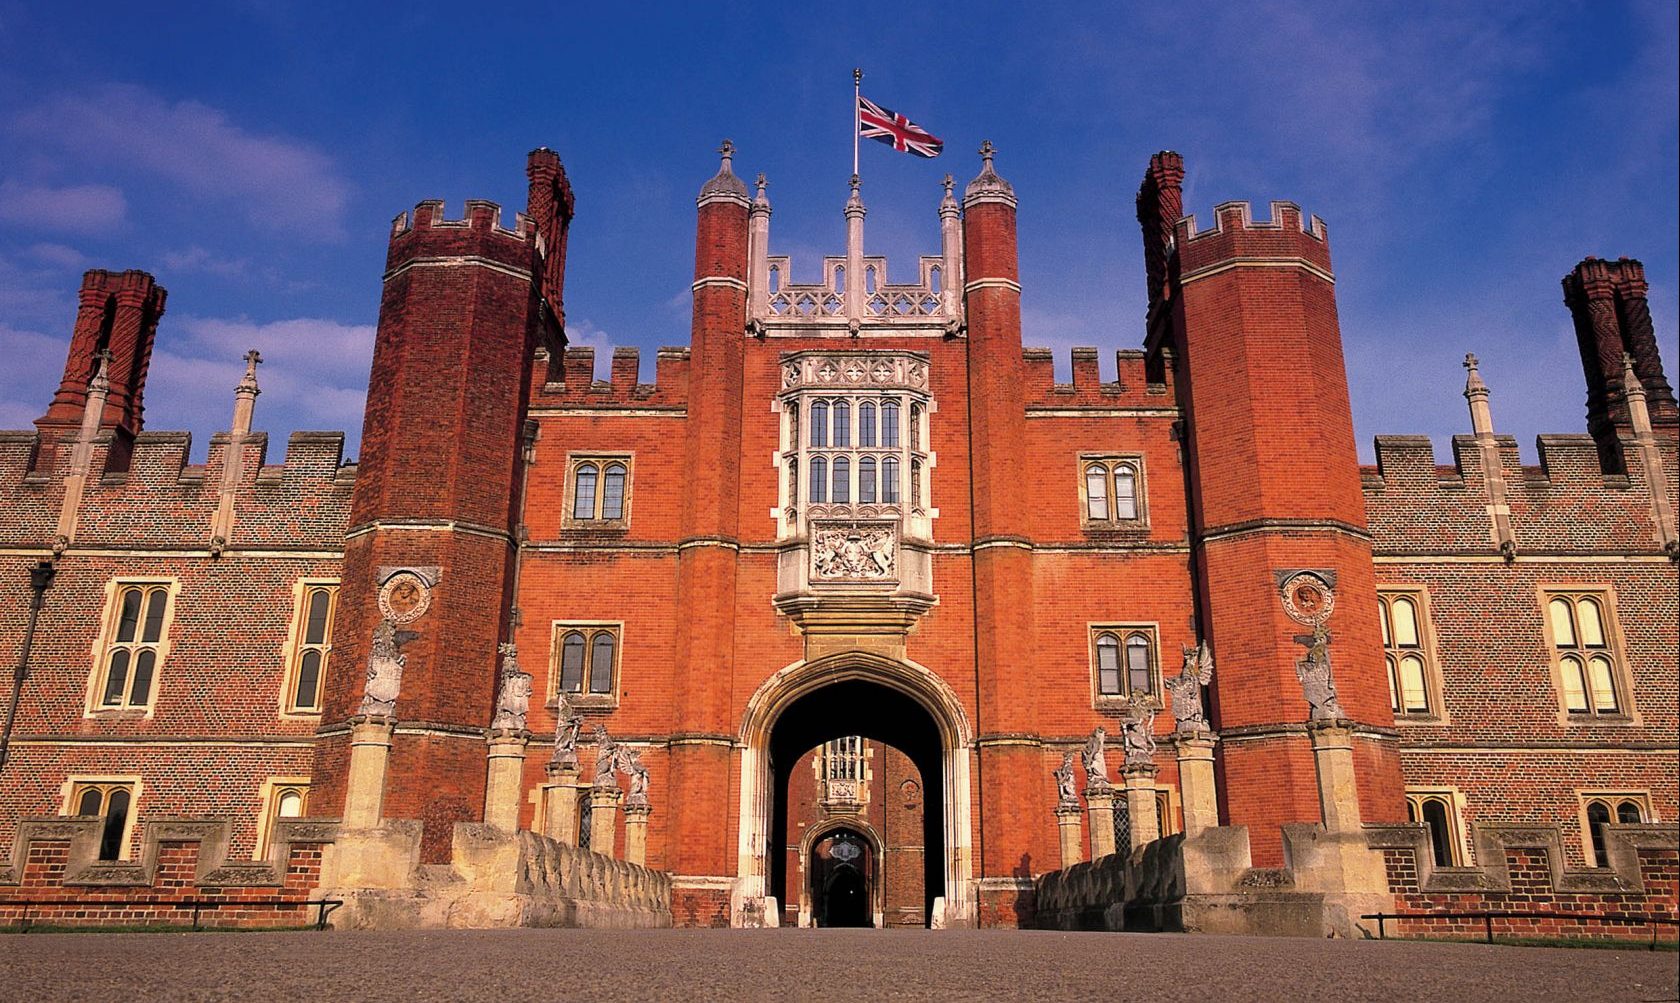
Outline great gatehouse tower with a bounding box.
[0,137,1674,937]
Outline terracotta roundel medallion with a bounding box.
[1280,571,1335,626]
[377,572,431,624]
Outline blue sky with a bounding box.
[1,2,1675,464]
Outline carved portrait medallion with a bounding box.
[378,571,432,623]
[1280,570,1335,626]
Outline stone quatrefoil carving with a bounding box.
[781,354,927,391]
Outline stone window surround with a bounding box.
[83,577,181,720]
[1078,453,1148,531]
[1404,786,1472,867]
[1377,586,1449,725]
[252,776,311,861]
[59,775,143,862]
[1575,789,1655,867]
[278,579,338,719]
[548,620,623,709]
[1536,584,1640,727]
[1087,622,1163,710]
[562,452,635,530]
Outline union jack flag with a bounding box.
[858,96,943,158]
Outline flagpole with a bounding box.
[852,67,862,179]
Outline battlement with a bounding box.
[385,200,540,275]
[1174,201,1332,276]
[0,426,354,551]
[1363,430,1673,555]
[1020,347,1172,408]
[531,345,690,409]
[389,199,535,242]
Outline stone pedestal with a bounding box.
[589,785,624,859]
[1122,765,1161,851]
[1085,788,1117,860]
[344,716,397,828]
[624,803,651,866]
[1056,806,1084,867]
[542,763,582,845]
[1171,731,1220,835]
[483,730,530,832]
[1307,721,1361,831]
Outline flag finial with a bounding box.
[854,67,862,85]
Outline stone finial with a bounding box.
[88,349,113,394]
[698,138,749,201]
[1623,352,1645,398]
[964,140,1015,206]
[1463,352,1488,398]
[237,349,263,396]
[1081,727,1111,791]
[753,172,770,207]
[845,173,866,215]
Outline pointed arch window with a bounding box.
[567,455,633,526]
[573,463,598,518]
[810,455,828,504]
[65,780,137,861]
[1081,456,1146,527]
[1545,592,1627,718]
[284,581,338,715]
[881,456,900,504]
[553,623,622,703]
[832,456,851,504]
[1580,793,1650,867]
[1090,626,1159,703]
[92,581,175,713]
[832,401,851,448]
[1378,590,1439,718]
[1405,790,1466,866]
[858,457,877,504]
[859,403,877,447]
[811,402,829,447]
[880,402,900,448]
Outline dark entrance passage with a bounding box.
[812,828,872,927]
[768,679,945,928]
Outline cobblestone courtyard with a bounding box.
[2,929,1675,1001]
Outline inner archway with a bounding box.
[809,826,874,927]
[768,678,947,928]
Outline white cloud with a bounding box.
[161,246,253,279]
[564,318,620,381]
[0,180,126,233]
[0,324,73,430]
[24,242,89,269]
[12,84,351,239]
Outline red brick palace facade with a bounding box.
[0,143,1675,930]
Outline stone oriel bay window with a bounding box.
[85,578,180,717]
[1578,791,1653,867]
[279,580,338,716]
[1540,588,1635,722]
[1377,588,1445,720]
[1080,455,1146,529]
[254,778,310,860]
[1090,625,1161,708]
[551,622,622,706]
[564,454,632,528]
[61,777,141,861]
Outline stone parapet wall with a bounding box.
[0,815,335,929]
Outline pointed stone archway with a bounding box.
[800,821,882,928]
[732,651,974,928]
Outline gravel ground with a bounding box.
[2,928,1675,1002]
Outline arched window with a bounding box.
[278,788,305,819]
[809,456,828,504]
[881,456,900,504]
[788,457,799,506]
[881,402,899,447]
[589,632,615,695]
[859,402,876,447]
[929,265,941,292]
[1125,633,1154,695]
[573,463,598,520]
[910,458,921,507]
[1114,465,1137,520]
[99,584,170,709]
[559,632,585,693]
[811,402,829,447]
[289,584,337,713]
[1379,592,1434,715]
[832,401,851,448]
[1095,633,1121,695]
[1420,798,1454,867]
[832,456,850,504]
[72,783,134,862]
[601,463,627,520]
[1547,592,1622,715]
[1085,464,1110,521]
[788,403,799,448]
[858,457,877,504]
[910,403,923,449]
[1586,799,1612,867]
[1615,799,1645,824]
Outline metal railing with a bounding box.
[1,897,343,932]
[1363,910,1679,949]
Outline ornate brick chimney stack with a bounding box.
[35,269,166,473]
[1562,256,1678,471]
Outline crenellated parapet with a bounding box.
[530,345,691,409]
[1174,201,1332,281]
[385,200,540,278]
[1019,348,1175,409]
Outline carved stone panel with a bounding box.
[810,521,898,583]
